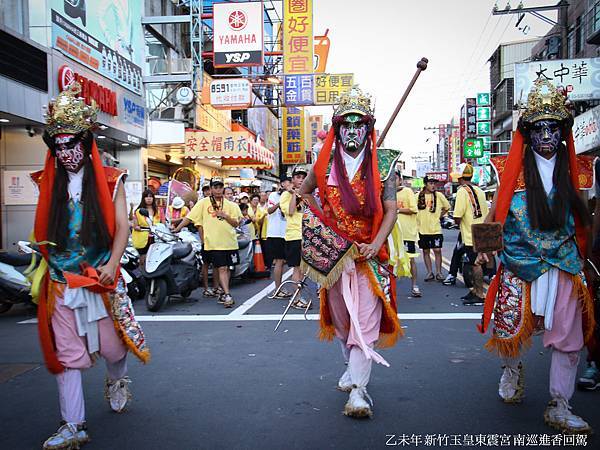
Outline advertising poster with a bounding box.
[51,0,144,95]
[213,1,264,68]
[3,171,39,205]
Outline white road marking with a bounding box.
[18,312,482,324]
[228,269,293,316]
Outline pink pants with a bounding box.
[51,293,128,424]
[328,266,384,387]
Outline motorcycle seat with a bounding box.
[238,239,251,250]
[0,252,32,267]
[172,243,192,258]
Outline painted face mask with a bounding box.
[55,134,86,172]
[530,119,562,156]
[339,113,368,152]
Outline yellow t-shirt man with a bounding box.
[453,184,489,246]
[279,191,302,241]
[416,191,450,236]
[187,197,242,251]
[255,204,268,240]
[396,188,418,242]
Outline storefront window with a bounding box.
[28,0,51,47]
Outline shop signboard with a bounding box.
[476,106,491,121]
[197,73,232,132]
[477,121,491,136]
[463,138,484,158]
[209,78,252,109]
[282,107,306,164]
[481,136,491,150]
[247,95,279,153]
[573,104,600,154]
[465,98,477,137]
[515,58,600,101]
[425,171,448,182]
[284,74,314,106]
[416,162,432,178]
[314,33,330,73]
[308,114,323,148]
[477,151,491,165]
[283,0,313,75]
[213,1,264,68]
[50,0,143,95]
[314,73,354,105]
[477,92,491,106]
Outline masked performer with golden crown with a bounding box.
[31,83,149,449]
[479,79,595,434]
[300,87,402,418]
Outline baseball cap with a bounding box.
[457,163,474,178]
[210,177,224,187]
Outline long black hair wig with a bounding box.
[43,130,111,251]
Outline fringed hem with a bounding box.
[318,288,335,342]
[572,274,596,346]
[301,245,359,289]
[101,294,151,364]
[485,281,534,359]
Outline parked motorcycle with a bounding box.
[0,242,37,313]
[139,209,202,312]
[120,246,146,301]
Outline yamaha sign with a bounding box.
[213,2,264,68]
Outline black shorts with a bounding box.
[403,240,417,254]
[267,237,286,261]
[203,250,239,268]
[418,234,444,249]
[285,239,301,267]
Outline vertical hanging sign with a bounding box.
[282,107,306,165]
[283,0,313,74]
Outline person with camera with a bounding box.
[175,177,242,308]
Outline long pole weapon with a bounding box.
[273,57,429,332]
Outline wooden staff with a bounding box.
[377,57,429,147]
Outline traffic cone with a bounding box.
[253,239,267,275]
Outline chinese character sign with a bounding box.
[476,107,491,121]
[573,104,600,154]
[463,138,484,158]
[465,98,477,137]
[477,121,491,136]
[284,0,313,75]
[515,58,600,102]
[282,107,306,164]
[284,74,314,106]
[314,73,354,105]
[210,78,252,109]
[477,92,490,106]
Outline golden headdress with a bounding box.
[520,78,572,125]
[45,82,98,137]
[333,85,373,117]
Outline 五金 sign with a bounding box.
[210,78,252,109]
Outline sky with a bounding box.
[308,0,555,169]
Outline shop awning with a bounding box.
[184,129,275,169]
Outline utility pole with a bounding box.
[492,1,569,58]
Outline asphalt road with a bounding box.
[1,230,598,449]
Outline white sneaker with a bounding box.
[104,376,132,413]
[344,386,373,418]
[498,362,524,403]
[43,422,90,449]
[337,369,352,392]
[544,397,592,434]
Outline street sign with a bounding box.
[477,92,490,106]
[477,121,491,136]
[463,138,484,158]
[476,106,491,121]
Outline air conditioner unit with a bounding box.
[158,105,184,121]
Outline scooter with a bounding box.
[139,209,202,312]
[120,245,146,301]
[0,242,37,314]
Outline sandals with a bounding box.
[424,273,435,282]
[268,289,292,299]
[435,273,445,282]
[203,288,218,298]
[291,298,312,310]
[411,286,422,298]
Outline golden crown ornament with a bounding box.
[333,85,373,117]
[45,82,98,137]
[520,78,572,125]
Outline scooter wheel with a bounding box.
[0,302,13,314]
[146,278,167,312]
